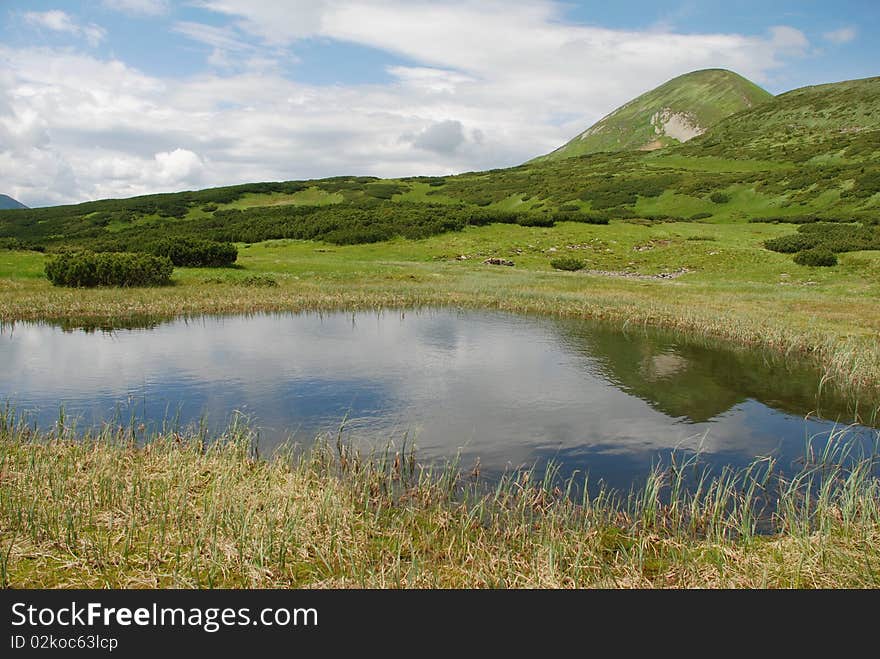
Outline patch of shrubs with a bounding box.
[364,183,406,200]
[45,251,173,287]
[550,256,586,271]
[749,215,851,224]
[515,214,556,227]
[80,237,238,267]
[201,274,277,286]
[551,211,611,225]
[146,238,238,267]
[709,192,730,204]
[763,233,818,253]
[690,212,713,220]
[842,170,880,198]
[577,173,680,210]
[238,274,278,287]
[765,223,880,254]
[83,202,615,249]
[636,214,687,222]
[798,222,880,252]
[793,249,837,267]
[0,237,27,250]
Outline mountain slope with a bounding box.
[2,72,880,251]
[677,75,880,163]
[535,69,773,161]
[0,194,27,210]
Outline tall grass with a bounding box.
[1,408,878,588]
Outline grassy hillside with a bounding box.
[679,75,880,163]
[533,69,773,161]
[3,76,878,256]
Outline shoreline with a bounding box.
[2,418,878,588]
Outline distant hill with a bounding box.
[1,71,879,251]
[534,69,773,161]
[0,194,27,210]
[678,75,880,162]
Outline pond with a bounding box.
[2,309,877,492]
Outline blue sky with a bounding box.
[0,1,876,206]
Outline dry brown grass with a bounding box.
[2,415,878,589]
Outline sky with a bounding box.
[0,1,877,207]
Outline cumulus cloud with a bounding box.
[1,2,815,206]
[102,0,170,16]
[768,25,809,54]
[823,27,857,45]
[23,10,106,47]
[407,120,466,154]
[153,149,205,185]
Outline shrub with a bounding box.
[794,249,837,267]
[516,214,555,227]
[0,237,24,250]
[764,234,818,253]
[45,251,173,287]
[146,238,238,267]
[551,211,610,225]
[550,256,586,271]
[238,274,278,287]
[690,212,713,220]
[364,183,405,200]
[710,192,731,204]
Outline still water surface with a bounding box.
[2,309,876,490]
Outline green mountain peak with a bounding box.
[534,68,773,162]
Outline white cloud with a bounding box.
[23,10,106,47]
[173,21,252,52]
[768,25,809,54]
[102,0,170,16]
[1,2,813,206]
[407,120,466,154]
[823,27,857,45]
[153,149,205,185]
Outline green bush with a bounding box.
[551,211,610,225]
[516,214,555,227]
[146,238,237,267]
[45,251,173,287]
[0,237,25,250]
[764,234,818,253]
[793,249,837,267]
[238,274,278,287]
[550,256,586,271]
[710,192,730,204]
[364,183,405,200]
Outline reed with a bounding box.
[2,409,878,588]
